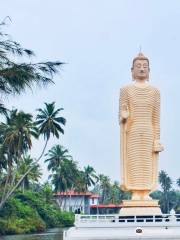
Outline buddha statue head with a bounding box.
[131,52,150,81]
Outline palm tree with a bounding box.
[45,145,72,172]
[108,181,121,204]
[74,170,87,192]
[36,102,66,158]
[51,169,68,193]
[159,170,173,213]
[51,158,78,192]
[98,174,111,204]
[0,20,64,210]
[0,103,8,117]
[13,102,66,190]
[0,110,37,199]
[177,178,180,188]
[159,171,172,192]
[50,158,79,210]
[3,110,38,158]
[36,102,66,140]
[16,155,42,192]
[0,103,66,210]
[83,165,98,191]
[0,20,63,97]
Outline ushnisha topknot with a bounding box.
[132,52,149,69]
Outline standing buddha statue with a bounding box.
[119,52,164,202]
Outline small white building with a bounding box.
[54,191,99,214]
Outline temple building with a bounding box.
[54,191,99,214]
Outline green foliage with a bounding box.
[0,218,7,234]
[36,102,66,141]
[40,182,53,204]
[94,174,111,204]
[2,110,38,157]
[0,197,46,234]
[0,197,34,218]
[0,190,74,235]
[151,189,180,214]
[83,165,98,191]
[150,190,163,200]
[16,155,42,191]
[45,144,72,171]
[0,217,45,235]
[0,21,63,96]
[107,181,131,204]
[56,211,75,226]
[51,158,79,192]
[158,170,173,213]
[0,21,64,211]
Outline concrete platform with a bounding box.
[64,226,180,239]
[63,214,180,240]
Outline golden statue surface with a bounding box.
[119,53,163,214]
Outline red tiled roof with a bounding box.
[90,204,123,208]
[90,194,100,198]
[54,191,93,196]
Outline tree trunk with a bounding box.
[0,139,48,210]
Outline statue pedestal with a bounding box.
[64,213,180,240]
[120,200,162,215]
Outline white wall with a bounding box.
[55,195,86,213]
[90,198,99,205]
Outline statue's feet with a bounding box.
[131,191,152,201]
[131,191,142,200]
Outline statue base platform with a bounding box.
[64,213,180,240]
[120,200,162,215]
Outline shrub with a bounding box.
[0,191,74,235]
[57,211,74,226]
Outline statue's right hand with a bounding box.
[153,140,164,153]
[121,105,129,120]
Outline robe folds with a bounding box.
[119,84,160,191]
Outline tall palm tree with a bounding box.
[45,145,72,172]
[159,170,173,213]
[36,102,66,158]
[3,110,38,158]
[50,158,79,210]
[12,102,66,189]
[159,170,172,193]
[0,110,37,194]
[0,110,37,208]
[36,102,66,140]
[98,174,111,204]
[83,165,98,191]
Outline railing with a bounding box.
[75,214,180,227]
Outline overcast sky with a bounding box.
[1,0,180,185]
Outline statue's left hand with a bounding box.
[153,140,164,152]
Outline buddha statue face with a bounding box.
[131,56,150,82]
